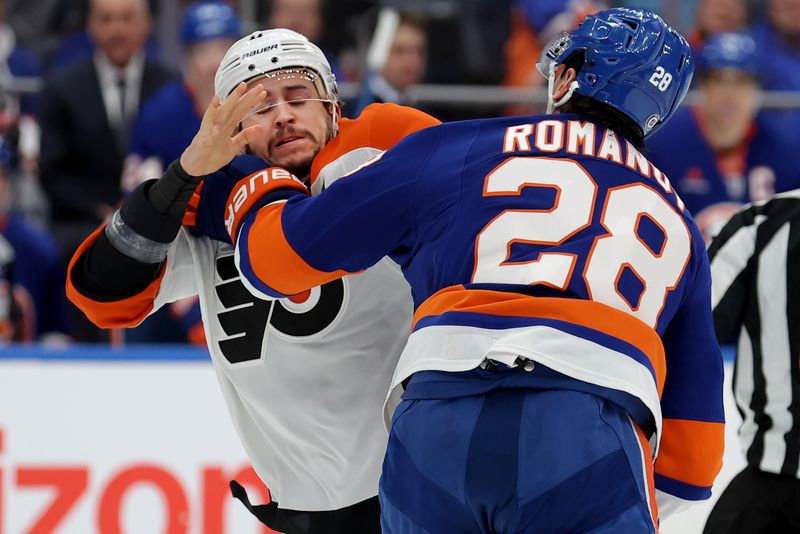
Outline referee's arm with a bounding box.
[707,207,758,344]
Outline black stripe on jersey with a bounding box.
[743,256,769,469]
[709,205,759,344]
[713,193,800,475]
[746,202,796,469]
[713,267,751,345]
[781,217,800,476]
[708,202,761,258]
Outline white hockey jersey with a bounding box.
[66,103,441,511]
[154,234,411,510]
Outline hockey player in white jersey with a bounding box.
[67,28,440,534]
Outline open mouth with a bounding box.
[276,136,304,147]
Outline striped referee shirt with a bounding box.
[708,190,800,478]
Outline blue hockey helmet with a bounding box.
[698,32,759,78]
[181,2,241,47]
[537,7,694,137]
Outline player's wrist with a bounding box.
[178,149,212,179]
[173,157,205,183]
[148,160,205,217]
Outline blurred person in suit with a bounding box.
[39,0,174,342]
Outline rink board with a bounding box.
[0,345,740,533]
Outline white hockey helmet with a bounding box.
[214,28,338,104]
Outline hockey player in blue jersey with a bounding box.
[648,32,800,240]
[203,8,723,532]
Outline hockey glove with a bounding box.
[183,155,267,243]
[224,167,309,244]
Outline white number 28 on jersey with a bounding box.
[471,157,691,328]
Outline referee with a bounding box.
[705,190,800,533]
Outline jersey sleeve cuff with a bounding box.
[654,473,712,502]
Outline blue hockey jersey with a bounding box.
[231,113,725,511]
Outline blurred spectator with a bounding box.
[648,33,800,240]
[120,1,241,345]
[267,0,321,43]
[39,0,174,342]
[687,0,748,49]
[504,0,602,89]
[265,0,345,81]
[379,12,427,100]
[0,136,66,342]
[48,1,161,73]
[751,0,800,143]
[6,0,85,64]
[125,1,240,181]
[503,0,602,118]
[622,0,701,34]
[0,232,22,343]
[0,0,45,220]
[0,0,42,117]
[348,10,428,117]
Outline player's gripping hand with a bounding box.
[181,155,264,243]
[179,82,267,178]
[224,167,309,243]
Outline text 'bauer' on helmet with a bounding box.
[214,28,338,105]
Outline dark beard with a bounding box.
[284,160,313,182]
[266,122,334,182]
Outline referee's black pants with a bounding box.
[704,465,800,533]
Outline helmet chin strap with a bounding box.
[328,103,340,140]
[546,62,580,114]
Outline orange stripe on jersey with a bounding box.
[655,418,724,488]
[182,181,204,227]
[225,168,309,242]
[413,285,666,393]
[633,421,659,528]
[246,203,351,295]
[66,225,166,328]
[310,103,441,188]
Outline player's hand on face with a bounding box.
[179,82,267,177]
